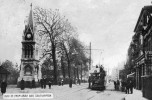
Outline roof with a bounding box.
[134,5,152,32]
[28,4,34,31]
[24,4,34,35]
[0,66,10,74]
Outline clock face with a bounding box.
[27,34,31,38]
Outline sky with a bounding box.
[0,0,152,72]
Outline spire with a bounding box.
[28,3,34,31]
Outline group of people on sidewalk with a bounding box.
[114,79,134,94]
[125,80,134,94]
[58,79,64,86]
[40,78,48,89]
[1,77,81,95]
[114,80,120,91]
[20,78,37,90]
[20,78,53,90]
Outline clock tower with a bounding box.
[17,4,41,87]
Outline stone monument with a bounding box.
[17,4,41,87]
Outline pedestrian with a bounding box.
[32,79,35,88]
[78,79,80,85]
[40,78,44,89]
[43,78,47,89]
[20,78,25,90]
[69,78,72,88]
[129,80,134,94]
[1,80,7,95]
[48,81,52,89]
[117,80,120,91]
[126,81,129,94]
[114,81,116,90]
[121,81,126,92]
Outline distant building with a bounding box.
[111,68,120,81]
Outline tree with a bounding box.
[34,7,75,84]
[41,57,54,79]
[59,35,89,81]
[120,41,138,81]
[70,38,89,81]
[58,35,77,79]
[1,60,19,84]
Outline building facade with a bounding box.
[133,5,152,99]
[17,5,41,87]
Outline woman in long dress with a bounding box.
[1,80,7,95]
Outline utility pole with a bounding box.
[89,42,91,70]
[81,63,82,82]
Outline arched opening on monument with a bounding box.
[24,65,32,76]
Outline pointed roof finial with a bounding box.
[27,3,34,32]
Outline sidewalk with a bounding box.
[125,89,148,100]
[0,83,88,100]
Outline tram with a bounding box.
[89,67,106,90]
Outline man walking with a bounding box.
[40,78,43,89]
[43,78,47,89]
[126,80,129,94]
[121,80,126,92]
[114,81,116,90]
[20,78,25,90]
[1,80,7,95]
[48,81,52,89]
[78,79,80,85]
[69,78,72,88]
[117,80,120,91]
[129,80,134,94]
[32,79,35,88]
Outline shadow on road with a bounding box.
[96,90,104,94]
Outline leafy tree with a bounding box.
[58,36,77,79]
[41,57,54,79]
[72,40,89,82]
[120,41,138,81]
[1,60,19,84]
[59,35,89,81]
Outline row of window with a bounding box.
[23,44,33,58]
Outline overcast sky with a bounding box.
[0,0,151,71]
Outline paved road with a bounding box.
[0,82,127,100]
[52,82,127,100]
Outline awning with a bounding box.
[127,72,135,78]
